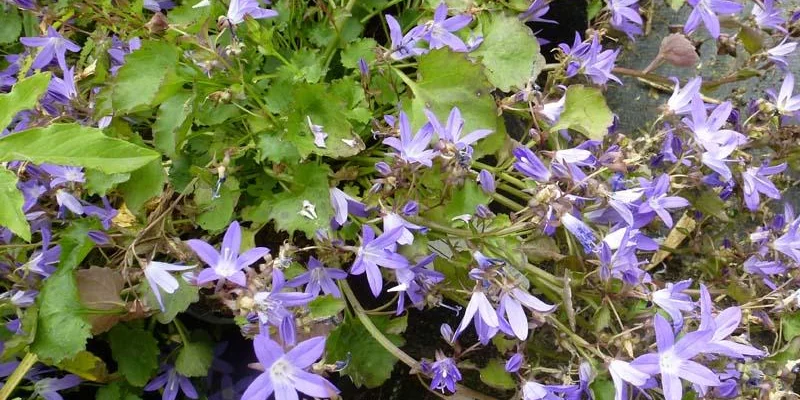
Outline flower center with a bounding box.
[659,349,681,375]
[270,359,293,383]
[216,248,237,277]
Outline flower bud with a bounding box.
[477,169,495,194]
[659,33,699,68]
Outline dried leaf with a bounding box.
[76,267,126,334]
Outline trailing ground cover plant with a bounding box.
[0,0,799,399]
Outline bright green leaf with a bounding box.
[0,9,22,44]
[118,160,166,213]
[550,85,614,140]
[308,295,346,320]
[474,13,539,91]
[153,91,193,158]
[0,72,50,130]
[781,311,800,342]
[141,279,199,324]
[194,176,240,232]
[175,333,214,377]
[96,381,143,400]
[426,180,490,223]
[326,315,406,388]
[31,222,96,363]
[84,169,131,196]
[479,358,516,390]
[109,324,160,387]
[262,163,333,237]
[690,190,729,222]
[341,38,377,69]
[591,378,616,400]
[257,134,301,164]
[0,168,31,241]
[0,124,160,174]
[112,40,179,113]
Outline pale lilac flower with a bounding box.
[683,97,747,150]
[608,0,643,37]
[520,0,557,23]
[143,0,174,12]
[743,255,786,289]
[522,381,558,400]
[350,226,408,297]
[767,37,796,69]
[580,34,622,85]
[145,365,198,400]
[772,215,800,263]
[538,90,566,123]
[223,0,278,26]
[307,116,327,148]
[684,0,743,39]
[83,196,118,230]
[329,187,368,226]
[40,164,84,187]
[698,284,765,358]
[769,73,800,117]
[55,189,84,216]
[560,212,598,253]
[638,175,689,228]
[609,360,650,400]
[513,147,552,182]
[608,188,644,226]
[47,67,78,103]
[477,169,495,194]
[186,221,270,287]
[421,3,472,52]
[741,162,786,211]
[5,290,37,307]
[383,212,426,245]
[630,315,721,400]
[383,111,438,167]
[33,374,81,400]
[497,288,556,340]
[386,15,427,60]
[652,279,695,328]
[505,353,523,373]
[253,269,315,345]
[425,107,492,155]
[752,0,786,32]
[242,335,339,400]
[145,261,196,311]
[20,26,81,71]
[287,257,348,298]
[426,351,462,393]
[666,77,702,115]
[108,36,141,75]
[388,255,443,315]
[452,290,499,341]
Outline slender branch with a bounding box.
[0,352,38,400]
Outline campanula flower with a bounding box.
[768,73,800,117]
[666,77,702,115]
[766,37,796,70]
[187,221,270,287]
[513,147,552,182]
[421,3,473,52]
[386,15,427,60]
[698,284,765,358]
[684,0,743,39]
[287,256,348,298]
[40,164,84,188]
[145,261,197,311]
[242,334,339,400]
[519,0,557,23]
[452,289,499,341]
[55,190,84,216]
[477,169,495,194]
[388,255,443,315]
[383,111,438,167]
[253,269,315,345]
[752,0,786,32]
[383,212,426,245]
[143,0,174,12]
[222,0,278,26]
[741,162,785,211]
[608,0,643,38]
[425,351,462,393]
[638,174,689,228]
[652,279,695,330]
[609,359,650,400]
[744,255,785,289]
[683,97,747,150]
[145,365,198,400]
[560,212,598,253]
[497,287,556,340]
[20,26,81,71]
[108,36,141,75]
[425,107,492,155]
[46,67,78,106]
[33,374,81,400]
[505,353,523,373]
[329,187,368,226]
[561,33,621,85]
[350,226,409,297]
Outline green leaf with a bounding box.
[326,315,406,388]
[399,49,506,156]
[0,124,160,174]
[479,358,515,390]
[690,190,729,222]
[308,295,346,320]
[591,378,616,400]
[0,168,31,241]
[118,160,166,213]
[31,222,96,363]
[109,324,160,387]
[670,0,686,10]
[340,38,377,69]
[262,163,333,237]
[112,40,179,113]
[141,279,199,324]
[96,381,143,400]
[738,26,764,54]
[587,0,604,19]
[194,176,240,232]
[0,72,50,130]
[84,169,132,196]
[153,91,193,158]
[0,9,22,44]
[474,13,540,91]
[257,134,301,164]
[175,333,214,377]
[427,180,490,223]
[284,83,366,159]
[56,350,109,383]
[781,311,800,342]
[550,85,614,140]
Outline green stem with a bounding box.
[491,192,524,212]
[0,352,38,400]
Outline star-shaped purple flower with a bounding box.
[186,221,270,287]
[20,26,81,71]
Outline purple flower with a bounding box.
[145,261,197,311]
[388,255,443,315]
[522,380,559,400]
[630,315,721,400]
[608,0,643,37]
[83,197,118,230]
[652,279,695,329]
[4,289,38,307]
[287,257,348,298]
[143,0,175,12]
[608,187,644,226]
[497,288,556,340]
[242,334,339,400]
[307,116,327,148]
[452,289,499,341]
[253,269,315,345]
[108,36,141,75]
[684,0,743,38]
[609,359,650,400]
[425,107,492,155]
[743,255,785,289]
[519,0,557,23]
[683,97,747,151]
[666,77,701,115]
[383,212,426,245]
[561,33,621,85]
[698,284,765,358]
[752,0,786,32]
[186,221,270,287]
[560,213,598,253]
[741,162,785,211]
[477,169,495,194]
[46,67,78,105]
[55,189,84,216]
[513,147,551,182]
[385,15,427,60]
[426,351,462,393]
[383,111,438,167]
[421,3,472,52]
[350,226,409,297]
[769,73,800,117]
[638,175,689,227]
[40,164,84,188]
[20,27,81,71]
[538,90,567,123]
[329,187,368,226]
[33,374,81,400]
[223,0,278,26]
[145,365,198,400]
[505,353,523,373]
[766,37,796,70]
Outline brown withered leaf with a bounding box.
[76,267,126,334]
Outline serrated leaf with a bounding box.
[153,91,193,158]
[690,190,729,222]
[340,38,377,69]
[326,315,406,388]
[0,72,50,131]
[109,324,160,387]
[257,134,301,164]
[31,222,97,363]
[474,13,539,91]
[56,350,109,382]
[194,176,239,232]
[550,85,614,140]
[781,311,800,342]
[479,358,515,390]
[0,9,22,44]
[0,123,160,174]
[118,159,166,213]
[76,267,125,335]
[0,168,31,241]
[175,333,214,377]
[142,279,199,324]
[425,180,490,224]
[84,169,131,196]
[263,163,333,237]
[308,295,346,320]
[399,49,506,156]
[112,40,179,113]
[96,381,142,400]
